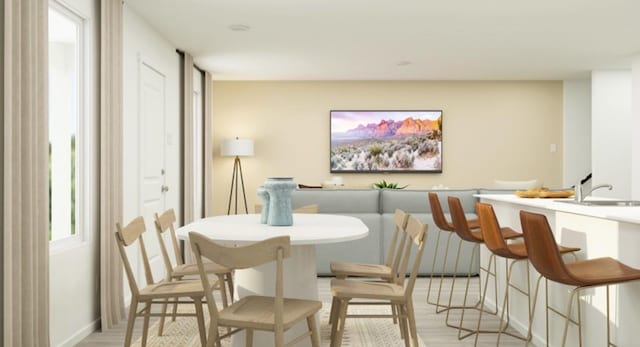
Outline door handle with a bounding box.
[161,185,169,193]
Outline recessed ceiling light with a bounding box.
[397,61,412,66]
[229,24,250,32]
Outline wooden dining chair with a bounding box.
[330,209,409,280]
[153,209,234,335]
[329,215,427,347]
[116,216,210,347]
[520,211,640,347]
[189,233,322,347]
[329,209,409,325]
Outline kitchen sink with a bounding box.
[556,199,640,206]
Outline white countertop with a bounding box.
[477,194,640,224]
[175,213,369,245]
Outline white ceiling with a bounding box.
[126,0,640,80]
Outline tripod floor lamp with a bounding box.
[221,137,254,214]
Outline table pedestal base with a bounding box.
[231,245,319,347]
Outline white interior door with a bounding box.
[139,60,168,284]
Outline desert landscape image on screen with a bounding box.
[330,110,443,172]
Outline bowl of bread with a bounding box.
[515,187,574,199]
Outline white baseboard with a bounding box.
[55,318,100,347]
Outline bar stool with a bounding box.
[520,211,640,347]
[426,192,481,313]
[476,203,579,346]
[447,196,523,339]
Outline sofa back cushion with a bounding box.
[380,189,477,214]
[291,189,380,213]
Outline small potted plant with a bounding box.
[373,180,408,189]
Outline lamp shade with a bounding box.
[221,138,254,157]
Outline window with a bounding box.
[48,3,84,244]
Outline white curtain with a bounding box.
[2,0,51,345]
[182,53,195,224]
[203,71,214,217]
[99,0,126,330]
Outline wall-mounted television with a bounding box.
[330,110,443,173]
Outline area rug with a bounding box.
[132,302,427,346]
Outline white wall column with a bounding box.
[591,70,632,199]
[631,59,640,200]
[563,79,592,187]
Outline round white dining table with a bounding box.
[175,213,369,347]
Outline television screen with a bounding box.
[330,110,443,173]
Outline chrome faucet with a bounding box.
[575,181,613,202]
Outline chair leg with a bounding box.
[329,298,340,344]
[158,299,168,336]
[426,228,442,304]
[446,239,467,330]
[496,258,514,346]
[141,302,151,347]
[397,304,408,341]
[391,303,398,324]
[444,238,464,319]
[194,297,207,347]
[206,320,220,347]
[524,261,532,342]
[171,275,184,322]
[332,299,349,347]
[329,296,339,324]
[472,253,495,346]
[246,328,254,347]
[577,288,583,347]
[606,285,612,347]
[433,232,455,313]
[545,279,550,347]
[526,274,544,347]
[406,299,419,347]
[218,274,229,308]
[562,287,580,347]
[307,314,320,347]
[484,258,532,346]
[274,327,284,347]
[171,299,179,322]
[448,243,480,336]
[226,272,235,302]
[124,300,138,347]
[399,305,410,347]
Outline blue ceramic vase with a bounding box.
[256,187,270,224]
[264,177,296,226]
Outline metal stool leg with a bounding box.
[471,252,497,344]
[426,228,443,305]
[447,243,500,339]
[493,258,532,346]
[526,274,544,347]
[445,241,479,332]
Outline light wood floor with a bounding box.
[77,277,529,346]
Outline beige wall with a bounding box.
[211,81,563,215]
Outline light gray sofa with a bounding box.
[291,188,514,275]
